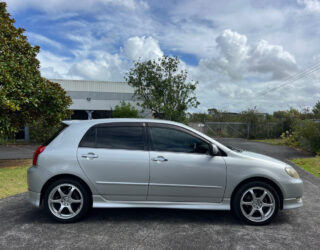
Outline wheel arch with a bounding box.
[40,174,93,206]
[230,177,284,210]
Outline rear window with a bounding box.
[79,126,145,150]
[43,124,68,146]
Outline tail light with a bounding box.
[33,146,46,166]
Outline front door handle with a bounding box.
[81,152,99,159]
[152,156,168,162]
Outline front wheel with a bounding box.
[43,178,91,222]
[232,181,280,225]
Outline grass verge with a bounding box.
[0,159,32,199]
[291,157,320,178]
[254,138,287,146]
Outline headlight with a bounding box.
[285,167,300,179]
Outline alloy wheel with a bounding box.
[240,186,275,223]
[48,184,84,219]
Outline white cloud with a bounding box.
[37,51,72,79]
[7,0,148,13]
[216,29,249,64]
[202,29,249,79]
[67,36,164,81]
[68,52,127,81]
[38,49,128,81]
[216,83,254,99]
[37,36,165,81]
[156,19,219,58]
[249,40,298,79]
[184,29,313,112]
[200,29,298,80]
[298,0,320,13]
[26,32,63,49]
[123,36,163,61]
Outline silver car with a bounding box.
[28,119,303,225]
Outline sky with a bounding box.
[5,0,320,113]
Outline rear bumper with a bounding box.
[28,191,41,207]
[283,197,303,209]
[27,166,52,193]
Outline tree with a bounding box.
[240,107,263,139]
[313,101,320,118]
[112,101,140,118]
[0,2,72,136]
[273,108,301,132]
[188,113,213,123]
[125,56,199,122]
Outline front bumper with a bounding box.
[283,197,303,209]
[28,191,41,207]
[281,177,303,209]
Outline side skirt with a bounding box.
[92,195,231,210]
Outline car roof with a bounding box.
[62,118,184,127]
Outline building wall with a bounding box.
[51,79,134,93]
[51,79,152,119]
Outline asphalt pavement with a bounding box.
[0,144,38,159]
[0,138,319,249]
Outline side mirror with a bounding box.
[211,144,219,155]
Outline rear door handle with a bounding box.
[81,153,99,159]
[151,156,168,162]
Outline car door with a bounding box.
[77,122,149,201]
[147,124,227,203]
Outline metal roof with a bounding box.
[50,79,134,93]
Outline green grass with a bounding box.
[254,138,287,146]
[0,159,32,199]
[291,157,320,178]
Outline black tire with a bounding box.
[43,178,91,223]
[231,181,280,225]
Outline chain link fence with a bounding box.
[189,121,282,139]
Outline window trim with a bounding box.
[78,121,226,156]
[78,122,147,151]
[147,123,214,155]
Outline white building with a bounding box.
[52,79,151,119]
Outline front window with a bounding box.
[150,127,210,154]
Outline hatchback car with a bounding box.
[28,119,303,225]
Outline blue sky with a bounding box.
[5,0,320,113]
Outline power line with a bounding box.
[257,60,320,97]
[213,61,320,112]
[260,67,320,96]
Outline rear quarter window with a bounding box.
[43,124,68,146]
[79,127,96,148]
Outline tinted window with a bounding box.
[96,126,144,150]
[43,124,68,146]
[150,127,210,154]
[79,127,96,148]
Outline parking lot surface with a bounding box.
[0,139,319,249]
[0,144,38,160]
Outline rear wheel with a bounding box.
[232,181,280,225]
[43,178,91,222]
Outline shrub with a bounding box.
[280,130,299,148]
[292,120,320,154]
[29,119,62,144]
[112,101,140,118]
